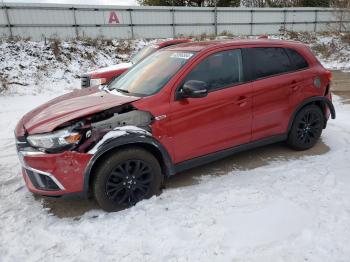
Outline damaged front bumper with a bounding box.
[14,101,158,197]
[18,149,92,196]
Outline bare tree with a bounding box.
[241,0,332,7]
[331,0,350,7]
[330,0,350,32]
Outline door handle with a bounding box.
[291,80,299,91]
[236,96,248,107]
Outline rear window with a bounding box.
[285,48,309,70]
[247,47,294,79]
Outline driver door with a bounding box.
[169,49,253,163]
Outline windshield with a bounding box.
[109,50,195,97]
[130,45,158,64]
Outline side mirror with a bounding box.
[180,80,208,99]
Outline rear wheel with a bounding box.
[93,147,162,212]
[287,105,324,151]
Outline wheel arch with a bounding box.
[83,134,175,197]
[287,96,336,133]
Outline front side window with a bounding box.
[108,50,195,97]
[183,49,243,92]
[248,47,293,79]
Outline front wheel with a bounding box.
[287,105,324,151]
[93,147,162,212]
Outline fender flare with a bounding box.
[82,133,175,196]
[287,96,336,132]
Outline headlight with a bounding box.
[90,78,106,86]
[27,128,82,150]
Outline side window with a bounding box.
[248,47,293,79]
[285,48,309,70]
[183,49,243,92]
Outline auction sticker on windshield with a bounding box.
[170,52,194,59]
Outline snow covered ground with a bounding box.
[1,34,350,261]
[1,92,350,261]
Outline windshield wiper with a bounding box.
[116,88,130,94]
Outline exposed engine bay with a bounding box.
[46,104,154,154]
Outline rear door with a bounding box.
[169,49,253,163]
[284,48,313,110]
[244,47,296,141]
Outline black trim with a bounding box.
[174,134,287,173]
[25,169,60,191]
[287,96,336,132]
[241,48,254,82]
[82,133,174,196]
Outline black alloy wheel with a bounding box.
[295,111,322,144]
[105,160,153,205]
[93,147,162,212]
[287,105,324,151]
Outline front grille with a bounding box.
[81,74,91,88]
[25,169,60,191]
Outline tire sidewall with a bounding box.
[287,105,324,151]
[93,147,162,212]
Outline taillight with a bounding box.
[325,70,332,81]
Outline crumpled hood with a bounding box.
[21,87,140,135]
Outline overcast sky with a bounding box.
[3,0,138,5]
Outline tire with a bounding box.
[93,147,162,212]
[287,105,324,151]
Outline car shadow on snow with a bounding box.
[40,139,329,218]
[166,139,330,189]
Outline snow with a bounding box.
[1,34,350,261]
[1,93,350,261]
[0,39,150,95]
[88,126,151,154]
[1,34,349,95]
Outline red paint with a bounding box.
[18,86,140,134]
[108,11,120,24]
[86,39,191,86]
[22,152,92,195]
[16,39,332,197]
[89,67,129,83]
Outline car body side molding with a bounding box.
[174,134,287,174]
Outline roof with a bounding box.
[157,39,191,48]
[166,39,305,52]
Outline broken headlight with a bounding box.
[27,127,82,150]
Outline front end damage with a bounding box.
[15,103,156,197]
[73,104,154,154]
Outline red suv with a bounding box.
[81,39,191,88]
[15,39,335,212]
